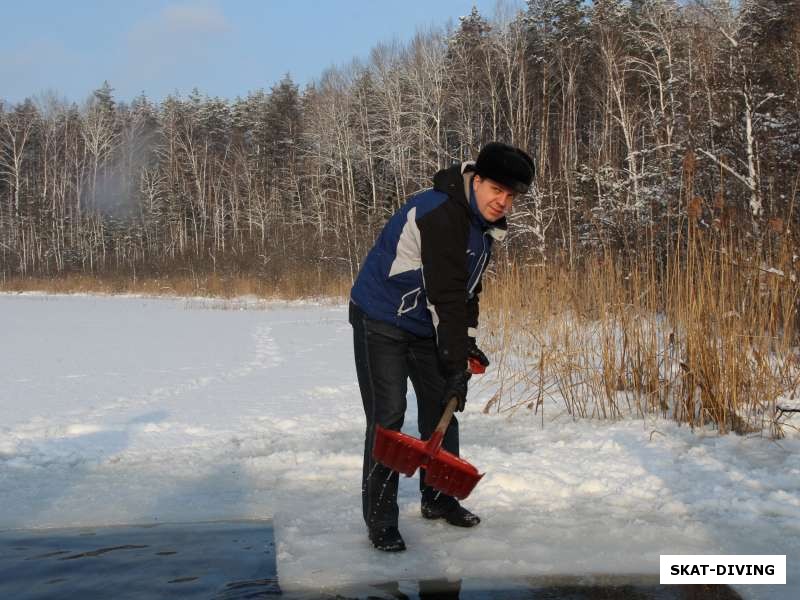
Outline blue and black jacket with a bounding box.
[350,162,506,375]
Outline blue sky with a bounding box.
[1,0,525,106]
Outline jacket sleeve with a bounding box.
[417,199,470,375]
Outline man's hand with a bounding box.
[468,341,490,368]
[443,370,470,412]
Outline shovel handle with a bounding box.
[435,397,459,436]
[425,397,458,456]
[435,356,483,436]
[424,397,459,456]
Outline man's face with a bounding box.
[473,175,516,222]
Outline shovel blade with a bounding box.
[424,449,484,500]
[372,426,484,499]
[372,426,428,477]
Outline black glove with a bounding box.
[442,370,470,412]
[467,340,490,368]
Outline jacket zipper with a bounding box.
[468,233,489,295]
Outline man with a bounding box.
[349,142,535,552]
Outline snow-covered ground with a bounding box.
[1,293,798,599]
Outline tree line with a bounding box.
[1,0,797,281]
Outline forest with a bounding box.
[1,0,796,281]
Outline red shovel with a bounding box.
[371,356,485,500]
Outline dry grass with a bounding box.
[0,268,351,301]
[479,228,800,438]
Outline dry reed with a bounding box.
[479,227,799,438]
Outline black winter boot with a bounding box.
[369,526,406,552]
[421,497,480,528]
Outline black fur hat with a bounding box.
[474,142,535,194]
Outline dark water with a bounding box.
[0,520,279,599]
[0,521,742,599]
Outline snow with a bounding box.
[1,293,798,599]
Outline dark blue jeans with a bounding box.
[349,301,459,531]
